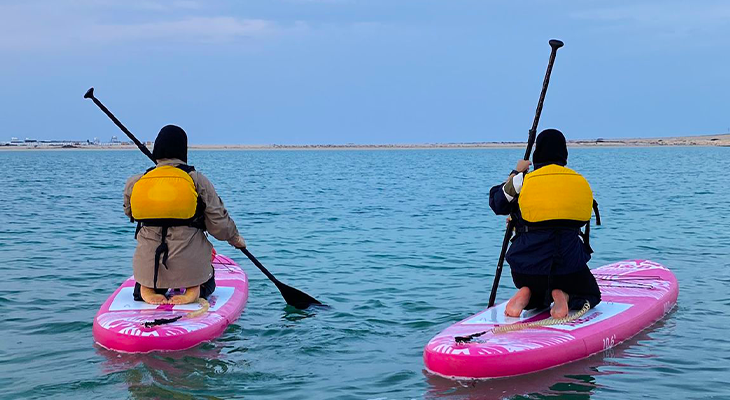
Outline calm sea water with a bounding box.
[1,147,729,400]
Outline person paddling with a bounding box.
[123,125,246,305]
[489,129,601,318]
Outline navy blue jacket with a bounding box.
[489,176,591,276]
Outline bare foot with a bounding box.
[505,287,531,317]
[551,289,569,318]
[140,285,168,305]
[168,286,200,305]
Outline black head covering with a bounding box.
[152,125,188,163]
[532,128,567,168]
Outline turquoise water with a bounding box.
[1,147,729,399]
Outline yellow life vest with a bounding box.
[518,164,593,225]
[130,165,198,222]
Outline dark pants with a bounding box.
[511,268,601,310]
[133,269,216,301]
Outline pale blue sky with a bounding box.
[1,0,728,144]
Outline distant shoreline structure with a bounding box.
[2,133,729,151]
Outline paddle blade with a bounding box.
[276,281,324,310]
[84,87,95,99]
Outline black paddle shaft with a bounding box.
[83,87,325,310]
[84,88,156,164]
[487,39,564,308]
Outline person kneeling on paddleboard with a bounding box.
[123,125,246,305]
[489,129,601,318]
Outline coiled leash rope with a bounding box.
[492,300,590,334]
[143,298,210,328]
[186,298,210,319]
[455,300,591,343]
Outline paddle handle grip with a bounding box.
[524,39,563,160]
[84,87,156,164]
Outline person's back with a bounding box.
[123,125,246,305]
[488,129,601,318]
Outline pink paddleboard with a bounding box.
[93,253,248,353]
[423,260,678,379]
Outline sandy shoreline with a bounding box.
[2,134,729,151]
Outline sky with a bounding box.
[1,0,729,145]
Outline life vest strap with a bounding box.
[153,226,170,289]
[143,164,195,175]
[581,199,600,254]
[593,200,601,226]
[514,223,594,254]
[140,219,200,227]
[582,221,594,255]
[515,225,581,233]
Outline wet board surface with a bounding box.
[423,260,678,379]
[92,254,248,353]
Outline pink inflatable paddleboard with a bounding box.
[93,253,248,353]
[424,260,678,379]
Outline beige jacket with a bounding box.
[124,158,241,288]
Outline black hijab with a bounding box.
[152,125,188,163]
[532,128,567,169]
